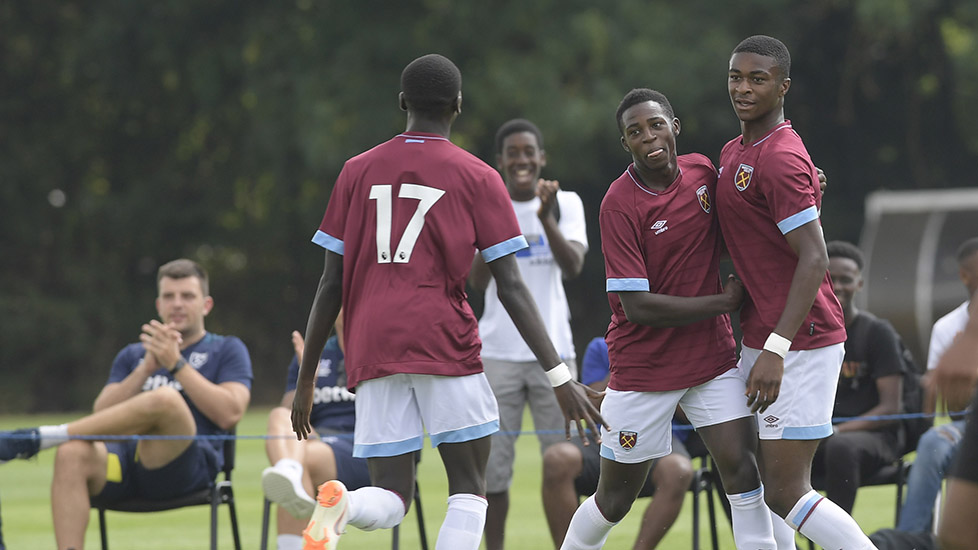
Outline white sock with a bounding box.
[785,490,877,550]
[559,494,617,550]
[273,457,303,476]
[435,493,488,550]
[770,509,797,550]
[39,424,68,450]
[347,486,406,531]
[726,486,776,550]
[276,533,302,550]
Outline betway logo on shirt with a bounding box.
[313,385,356,404]
[650,220,668,235]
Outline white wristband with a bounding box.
[763,333,792,358]
[545,362,573,387]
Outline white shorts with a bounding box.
[352,372,500,458]
[599,368,751,464]
[737,343,844,440]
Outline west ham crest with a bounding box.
[734,163,754,191]
[696,185,711,213]
[619,430,638,450]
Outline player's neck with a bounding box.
[843,305,860,327]
[740,110,785,145]
[632,162,678,192]
[405,113,452,138]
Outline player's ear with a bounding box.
[673,117,681,138]
[453,91,462,115]
[398,92,407,112]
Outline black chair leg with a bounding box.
[260,498,272,550]
[414,482,428,550]
[210,500,219,550]
[99,508,109,550]
[706,480,719,550]
[228,497,242,550]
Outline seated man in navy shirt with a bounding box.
[262,310,370,550]
[0,259,253,550]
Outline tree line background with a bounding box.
[3,0,977,412]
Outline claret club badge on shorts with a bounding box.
[619,430,638,450]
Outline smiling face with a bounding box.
[728,52,790,126]
[619,100,680,183]
[828,255,863,316]
[497,131,546,201]
[156,275,212,339]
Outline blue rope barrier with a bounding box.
[0,409,968,441]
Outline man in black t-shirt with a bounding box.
[813,241,904,513]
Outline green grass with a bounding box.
[0,409,904,549]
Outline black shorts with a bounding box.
[573,434,690,498]
[951,390,978,484]
[320,433,371,490]
[90,440,219,506]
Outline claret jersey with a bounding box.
[313,132,527,388]
[600,154,738,392]
[716,121,845,350]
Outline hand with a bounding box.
[290,382,315,441]
[553,380,609,446]
[536,179,560,220]
[722,274,746,311]
[745,352,784,414]
[291,330,305,364]
[139,320,183,370]
[816,166,827,193]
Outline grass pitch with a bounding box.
[0,409,904,549]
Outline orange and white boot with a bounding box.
[302,480,349,550]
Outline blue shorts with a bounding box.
[90,440,219,506]
[320,433,371,490]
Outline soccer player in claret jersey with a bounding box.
[560,88,780,550]
[717,35,878,549]
[291,53,605,550]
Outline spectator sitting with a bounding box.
[934,287,978,550]
[0,259,253,550]
[261,310,370,550]
[542,337,695,549]
[812,241,904,513]
[895,237,978,533]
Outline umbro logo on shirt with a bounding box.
[650,220,668,235]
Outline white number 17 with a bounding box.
[368,184,445,263]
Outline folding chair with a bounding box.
[259,456,428,550]
[93,433,242,550]
[688,455,721,550]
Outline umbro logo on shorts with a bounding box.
[763,414,780,428]
[619,431,638,450]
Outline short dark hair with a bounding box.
[615,88,675,133]
[400,54,462,116]
[956,237,978,264]
[826,240,865,271]
[733,35,791,79]
[494,119,544,156]
[157,258,209,296]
